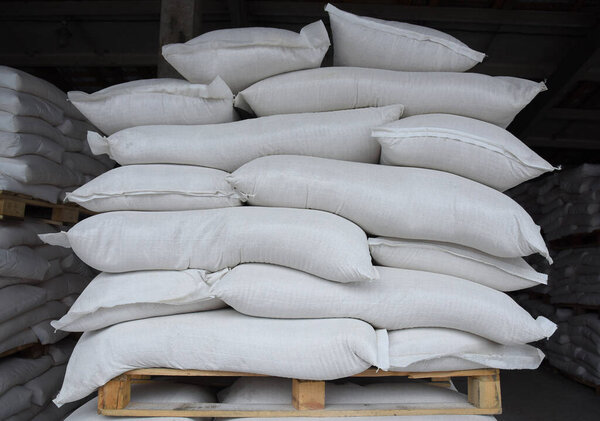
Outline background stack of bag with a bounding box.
[41,4,562,420]
[0,219,95,421]
[0,66,115,203]
[508,163,600,390]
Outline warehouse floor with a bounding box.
[455,364,600,420]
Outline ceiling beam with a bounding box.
[508,24,600,137]
[0,52,158,67]
[525,136,600,150]
[0,1,161,17]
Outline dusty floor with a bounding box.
[455,365,600,421]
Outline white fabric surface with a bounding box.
[38,273,90,301]
[0,285,47,322]
[211,264,556,344]
[62,152,111,177]
[368,237,547,292]
[40,208,376,282]
[66,165,243,212]
[55,309,387,405]
[53,269,228,332]
[163,21,330,93]
[0,173,63,203]
[0,247,50,281]
[0,356,53,396]
[23,364,66,406]
[0,111,65,144]
[0,131,64,163]
[0,87,64,125]
[325,4,484,72]
[229,155,550,261]
[87,105,402,170]
[0,154,89,187]
[234,67,545,128]
[0,386,33,419]
[0,301,67,343]
[0,220,56,249]
[388,328,544,371]
[373,114,556,191]
[68,78,236,135]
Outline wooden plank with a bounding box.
[99,402,502,417]
[468,371,501,410]
[158,0,202,77]
[98,375,131,410]
[51,207,79,224]
[292,379,325,410]
[0,197,25,219]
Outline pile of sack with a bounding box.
[38,4,561,420]
[508,164,600,242]
[0,66,114,203]
[0,219,95,420]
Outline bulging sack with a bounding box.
[52,269,228,332]
[162,21,330,93]
[228,155,551,261]
[39,207,376,283]
[325,4,485,72]
[87,105,403,170]
[388,328,545,372]
[211,264,556,344]
[65,164,242,212]
[0,132,64,163]
[0,87,64,125]
[68,78,236,135]
[54,309,387,405]
[234,67,546,128]
[373,114,557,191]
[368,237,547,292]
[0,155,88,187]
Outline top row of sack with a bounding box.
[162,3,486,93]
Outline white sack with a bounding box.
[65,165,243,212]
[325,4,484,72]
[68,78,236,135]
[368,238,547,292]
[228,155,550,261]
[54,309,386,405]
[0,356,53,395]
[0,246,50,280]
[212,264,555,344]
[388,328,544,371]
[0,285,47,323]
[374,114,556,191]
[0,111,65,144]
[234,67,546,128]
[23,364,66,406]
[62,152,110,177]
[40,208,376,282]
[163,21,330,93]
[0,174,63,203]
[0,329,38,354]
[0,87,64,125]
[38,274,90,301]
[66,382,215,421]
[0,132,64,163]
[56,118,96,140]
[0,386,33,419]
[0,220,56,249]
[87,105,402,170]
[0,301,67,343]
[0,66,83,119]
[52,269,227,332]
[0,155,88,187]
[32,320,69,345]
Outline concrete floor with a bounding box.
[455,365,600,421]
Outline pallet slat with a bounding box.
[0,191,93,224]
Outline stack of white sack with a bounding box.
[0,337,87,421]
[42,5,558,419]
[0,67,115,203]
[508,164,600,241]
[0,220,93,355]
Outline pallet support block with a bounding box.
[0,197,25,219]
[468,370,501,410]
[292,379,325,410]
[98,374,131,411]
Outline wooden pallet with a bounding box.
[97,368,502,417]
[0,191,93,225]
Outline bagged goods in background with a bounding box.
[368,238,547,292]
[211,264,556,344]
[0,155,89,187]
[52,269,228,332]
[0,87,64,125]
[54,309,387,405]
[65,382,217,421]
[40,208,377,283]
[65,165,243,212]
[0,132,64,163]
[68,77,237,135]
[325,4,485,72]
[234,67,546,128]
[163,21,330,93]
[373,114,556,191]
[387,328,544,372]
[228,155,551,261]
[87,105,403,169]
